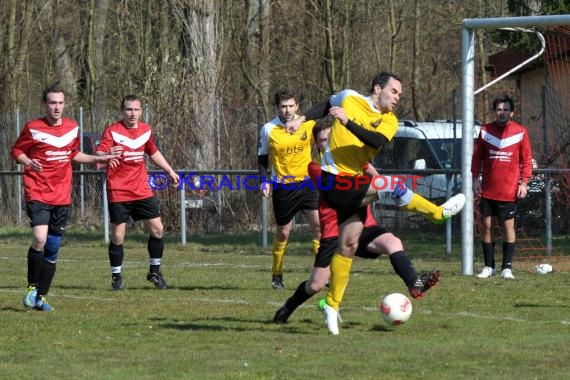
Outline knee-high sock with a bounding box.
[284,280,313,312]
[37,262,56,297]
[27,247,43,286]
[482,242,495,268]
[109,242,124,276]
[148,236,164,273]
[389,251,418,288]
[271,240,287,275]
[502,242,515,270]
[311,239,320,256]
[401,193,443,221]
[326,253,353,311]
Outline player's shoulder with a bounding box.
[260,116,282,134]
[507,120,529,133]
[330,89,365,105]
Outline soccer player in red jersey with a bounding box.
[472,95,533,280]
[96,95,179,291]
[11,83,121,311]
[273,125,440,331]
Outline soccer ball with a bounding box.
[380,293,412,325]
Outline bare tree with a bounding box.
[85,0,109,128]
[0,1,33,114]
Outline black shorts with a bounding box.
[480,197,517,221]
[313,226,388,268]
[109,196,160,224]
[271,180,317,226]
[321,171,370,224]
[26,201,70,234]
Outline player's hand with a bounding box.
[109,145,123,156]
[169,170,180,187]
[107,158,121,169]
[28,159,42,172]
[260,182,271,198]
[285,117,304,134]
[329,106,348,125]
[472,178,482,196]
[517,183,528,199]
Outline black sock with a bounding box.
[502,242,515,270]
[284,281,313,312]
[27,247,43,286]
[109,242,124,280]
[148,236,164,274]
[482,242,495,268]
[389,251,418,288]
[37,261,56,297]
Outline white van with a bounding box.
[373,120,480,223]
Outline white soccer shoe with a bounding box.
[500,268,515,279]
[441,193,466,219]
[476,266,496,278]
[319,299,340,335]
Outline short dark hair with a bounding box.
[369,71,401,93]
[492,94,514,112]
[42,82,65,102]
[312,120,332,141]
[121,94,142,109]
[274,89,300,107]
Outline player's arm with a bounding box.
[286,100,331,134]
[14,153,42,171]
[74,147,123,164]
[149,151,179,187]
[328,106,388,150]
[257,154,271,197]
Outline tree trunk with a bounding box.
[179,0,220,170]
[86,0,109,128]
[44,3,79,107]
[0,1,33,114]
[412,0,425,121]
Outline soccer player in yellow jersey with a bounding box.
[258,90,321,290]
[287,72,465,334]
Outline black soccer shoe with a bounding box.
[273,306,292,324]
[147,272,168,289]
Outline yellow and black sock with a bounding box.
[326,253,353,310]
[271,240,288,275]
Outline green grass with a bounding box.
[0,228,569,379]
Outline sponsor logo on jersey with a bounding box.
[370,118,382,128]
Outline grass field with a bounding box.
[1,227,569,379]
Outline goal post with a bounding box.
[461,15,570,276]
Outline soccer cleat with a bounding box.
[500,268,515,279]
[408,270,442,300]
[476,266,496,278]
[319,298,340,335]
[34,296,53,312]
[272,274,285,290]
[147,272,168,289]
[111,276,124,291]
[23,285,37,309]
[440,193,466,220]
[273,306,292,324]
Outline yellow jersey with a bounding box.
[320,89,398,175]
[258,116,316,183]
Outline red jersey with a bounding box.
[97,121,159,202]
[471,120,533,201]
[11,117,80,205]
[308,161,376,239]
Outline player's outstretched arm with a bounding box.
[149,151,179,187]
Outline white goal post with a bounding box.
[461,15,570,275]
